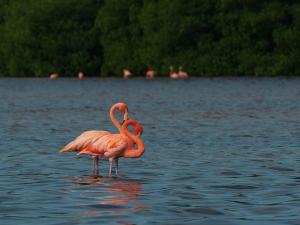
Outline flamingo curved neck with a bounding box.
[110,105,121,131]
[121,125,144,158]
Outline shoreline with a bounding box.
[0,76,299,79]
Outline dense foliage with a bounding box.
[0,0,299,77]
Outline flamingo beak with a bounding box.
[124,110,129,120]
[121,110,129,125]
[137,130,143,137]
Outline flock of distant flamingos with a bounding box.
[60,102,144,177]
[49,67,189,80]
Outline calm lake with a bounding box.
[1,78,300,225]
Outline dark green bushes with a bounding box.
[0,0,299,76]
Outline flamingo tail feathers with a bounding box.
[60,142,75,153]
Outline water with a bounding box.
[1,77,300,225]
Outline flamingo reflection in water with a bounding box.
[65,176,146,216]
[102,181,142,205]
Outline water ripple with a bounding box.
[1,78,300,224]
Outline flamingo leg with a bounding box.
[109,158,113,177]
[92,157,95,173]
[92,156,99,176]
[115,159,119,176]
[95,156,99,176]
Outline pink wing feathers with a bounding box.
[77,134,129,159]
[60,130,110,152]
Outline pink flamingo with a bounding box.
[146,69,156,79]
[178,66,189,79]
[169,66,178,79]
[49,73,59,80]
[78,71,85,80]
[123,69,132,79]
[60,103,131,174]
[77,119,144,176]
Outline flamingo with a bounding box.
[60,102,130,174]
[178,66,189,79]
[78,71,85,80]
[123,69,132,79]
[146,69,156,79]
[169,66,178,79]
[49,73,59,80]
[77,119,144,177]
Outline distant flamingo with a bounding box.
[123,69,132,79]
[49,73,59,80]
[178,66,189,79]
[169,66,178,79]
[77,119,144,176]
[60,103,130,174]
[146,69,156,79]
[78,71,85,80]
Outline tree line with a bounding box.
[0,0,299,77]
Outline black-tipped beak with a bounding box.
[138,131,143,137]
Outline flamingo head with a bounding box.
[115,102,129,122]
[134,122,143,137]
[123,119,143,137]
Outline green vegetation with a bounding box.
[0,0,299,77]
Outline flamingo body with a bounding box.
[178,72,188,79]
[169,66,179,79]
[170,72,179,79]
[60,130,110,153]
[77,133,133,158]
[146,70,156,79]
[123,69,132,79]
[77,119,144,176]
[60,103,131,175]
[50,73,59,80]
[60,102,128,153]
[178,67,189,79]
[78,72,85,80]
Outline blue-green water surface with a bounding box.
[0,78,299,225]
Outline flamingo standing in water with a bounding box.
[146,69,156,79]
[77,119,144,176]
[123,69,132,79]
[169,66,178,79]
[78,71,85,80]
[49,73,59,80]
[178,66,189,79]
[60,102,131,174]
